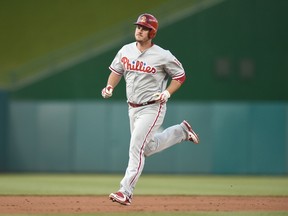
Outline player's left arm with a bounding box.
[154,78,185,103]
[155,51,186,103]
[166,79,183,96]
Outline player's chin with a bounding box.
[135,36,142,41]
[135,34,145,40]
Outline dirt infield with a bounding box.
[1,195,288,214]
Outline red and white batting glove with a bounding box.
[154,90,170,103]
[101,85,113,98]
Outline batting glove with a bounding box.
[101,85,113,98]
[154,90,170,103]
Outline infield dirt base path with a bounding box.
[1,195,288,214]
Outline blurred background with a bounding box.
[0,0,287,174]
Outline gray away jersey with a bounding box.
[109,42,185,104]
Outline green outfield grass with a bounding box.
[0,174,287,216]
[0,174,287,196]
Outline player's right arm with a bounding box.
[101,71,122,98]
[102,46,125,98]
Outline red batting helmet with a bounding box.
[134,13,158,39]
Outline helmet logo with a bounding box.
[140,15,147,23]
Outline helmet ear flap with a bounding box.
[149,30,156,39]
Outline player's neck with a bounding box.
[136,41,153,53]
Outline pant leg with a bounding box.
[119,103,166,196]
[144,123,187,157]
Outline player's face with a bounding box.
[135,25,151,42]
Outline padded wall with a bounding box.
[7,101,288,174]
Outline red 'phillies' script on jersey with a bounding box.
[121,57,156,74]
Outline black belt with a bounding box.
[128,100,157,108]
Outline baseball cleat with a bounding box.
[109,191,131,206]
[182,120,200,144]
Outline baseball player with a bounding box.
[101,13,200,206]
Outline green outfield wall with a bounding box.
[5,101,288,174]
[10,0,288,101]
[0,91,8,171]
